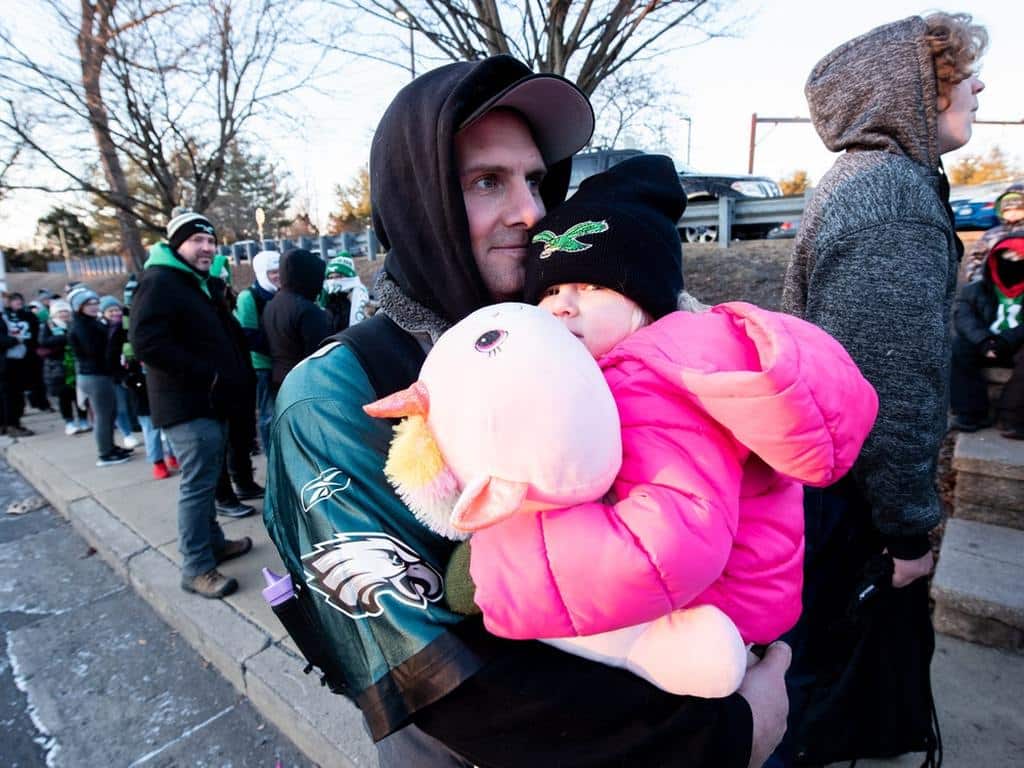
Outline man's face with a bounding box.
[266,268,281,288]
[455,110,547,302]
[177,232,217,272]
[937,75,985,155]
[10,297,23,311]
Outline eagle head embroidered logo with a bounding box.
[301,468,352,512]
[531,220,610,259]
[302,532,444,619]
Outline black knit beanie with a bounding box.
[167,211,217,253]
[523,154,685,319]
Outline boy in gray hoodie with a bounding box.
[779,12,987,765]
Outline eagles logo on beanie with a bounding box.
[523,154,686,319]
[167,210,217,253]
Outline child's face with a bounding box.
[538,282,642,358]
[999,195,1024,224]
[103,306,123,323]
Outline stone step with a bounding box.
[932,519,1024,652]
[953,429,1024,530]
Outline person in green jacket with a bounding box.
[234,249,279,455]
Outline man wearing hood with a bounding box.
[951,235,1024,438]
[779,13,987,764]
[262,247,330,395]
[131,210,256,599]
[234,249,280,455]
[264,56,787,768]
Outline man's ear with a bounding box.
[450,476,528,533]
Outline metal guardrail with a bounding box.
[679,192,810,248]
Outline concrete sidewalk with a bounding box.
[3,410,377,768]
[4,409,1023,767]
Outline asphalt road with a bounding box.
[0,453,315,768]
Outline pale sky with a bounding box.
[0,1,1018,246]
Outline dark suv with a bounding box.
[568,148,783,242]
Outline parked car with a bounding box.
[951,187,1002,231]
[568,148,784,242]
[767,219,800,239]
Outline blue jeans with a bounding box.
[77,374,117,456]
[116,385,140,438]
[255,368,274,455]
[138,414,166,463]
[164,418,228,579]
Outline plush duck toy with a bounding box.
[364,302,747,697]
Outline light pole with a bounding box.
[394,9,415,79]
[681,116,692,168]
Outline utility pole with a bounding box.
[747,113,1024,174]
[681,116,693,168]
[394,9,415,79]
[58,225,74,279]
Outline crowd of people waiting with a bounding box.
[0,230,370,598]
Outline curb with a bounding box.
[3,431,377,768]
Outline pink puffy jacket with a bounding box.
[469,302,878,644]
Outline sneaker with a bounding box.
[65,422,78,436]
[110,446,133,458]
[166,455,179,470]
[1000,425,1024,440]
[122,435,140,449]
[6,425,35,437]
[96,451,131,467]
[75,420,92,434]
[215,500,255,518]
[948,415,992,433]
[216,536,253,564]
[233,480,264,500]
[152,460,170,480]
[181,568,237,599]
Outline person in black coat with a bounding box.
[130,211,255,599]
[262,247,330,394]
[0,304,25,435]
[950,233,1024,438]
[68,289,131,465]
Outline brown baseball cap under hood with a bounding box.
[371,55,594,325]
[459,72,594,166]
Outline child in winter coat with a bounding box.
[37,299,89,435]
[963,185,1024,282]
[950,234,1024,438]
[368,155,878,697]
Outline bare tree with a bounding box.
[334,0,739,97]
[0,137,22,202]
[0,1,338,270]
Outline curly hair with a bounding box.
[923,12,989,99]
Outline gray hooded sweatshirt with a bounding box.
[781,16,962,553]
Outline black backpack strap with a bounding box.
[327,312,427,396]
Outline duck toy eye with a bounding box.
[474,329,508,355]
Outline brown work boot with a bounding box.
[216,536,253,565]
[181,568,238,599]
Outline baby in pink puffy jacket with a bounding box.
[466,155,877,694]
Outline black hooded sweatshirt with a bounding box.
[262,248,330,390]
[365,57,753,766]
